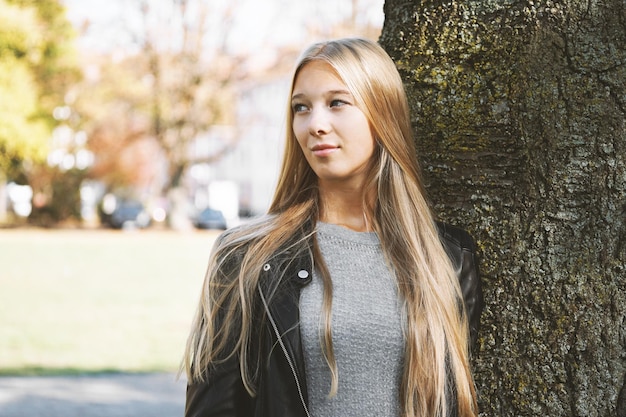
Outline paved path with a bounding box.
[0,373,186,417]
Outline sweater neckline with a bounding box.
[316,221,380,246]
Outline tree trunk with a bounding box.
[380,0,626,415]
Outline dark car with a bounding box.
[193,208,227,230]
[106,201,151,229]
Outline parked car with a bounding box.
[193,208,227,230]
[104,201,151,229]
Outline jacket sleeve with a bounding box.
[437,223,484,350]
[185,358,254,417]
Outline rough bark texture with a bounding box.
[380,0,626,416]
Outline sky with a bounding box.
[62,0,385,54]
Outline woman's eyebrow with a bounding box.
[326,89,352,96]
[291,89,352,101]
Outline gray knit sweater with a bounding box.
[299,222,404,417]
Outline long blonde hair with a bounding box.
[183,38,477,417]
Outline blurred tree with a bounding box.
[73,53,157,192]
[381,0,625,415]
[138,0,240,209]
[28,166,83,227]
[143,0,253,229]
[71,0,243,228]
[0,0,81,224]
[0,0,49,180]
[10,0,80,122]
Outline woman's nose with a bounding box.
[308,107,330,136]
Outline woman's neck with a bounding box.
[318,184,374,232]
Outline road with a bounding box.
[0,373,186,417]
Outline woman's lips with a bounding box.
[311,144,338,157]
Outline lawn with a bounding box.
[0,228,220,376]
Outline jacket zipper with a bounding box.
[258,283,312,417]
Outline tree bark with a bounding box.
[380,0,626,415]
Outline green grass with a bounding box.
[0,228,220,376]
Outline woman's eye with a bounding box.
[292,103,308,113]
[330,99,347,108]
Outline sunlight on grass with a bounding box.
[0,229,220,375]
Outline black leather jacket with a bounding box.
[185,223,483,417]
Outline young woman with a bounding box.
[183,37,483,417]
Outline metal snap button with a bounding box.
[297,270,309,279]
[263,263,271,271]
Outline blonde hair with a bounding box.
[183,38,477,417]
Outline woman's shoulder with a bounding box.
[212,214,311,280]
[209,215,275,264]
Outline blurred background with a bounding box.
[0,0,384,386]
[0,0,384,231]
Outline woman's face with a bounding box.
[291,61,376,189]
